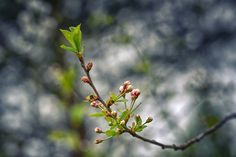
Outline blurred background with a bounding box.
[1,0,236,156]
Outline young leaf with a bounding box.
[135,125,147,132]
[60,29,76,49]
[105,130,117,137]
[119,110,130,121]
[89,112,104,117]
[60,44,77,53]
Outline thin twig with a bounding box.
[77,53,236,151]
[127,112,236,151]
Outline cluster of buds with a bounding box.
[119,80,133,94]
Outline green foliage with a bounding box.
[56,67,76,98]
[69,103,87,127]
[87,11,114,29]
[112,34,132,44]
[60,24,84,53]
[49,131,80,150]
[89,112,104,117]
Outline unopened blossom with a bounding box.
[94,127,103,133]
[131,88,141,100]
[81,76,90,84]
[120,120,126,125]
[86,60,93,71]
[119,80,133,93]
[90,101,99,108]
[145,117,153,123]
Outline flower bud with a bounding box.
[120,120,126,125]
[81,76,90,84]
[119,85,124,93]
[90,101,99,108]
[86,94,98,102]
[126,85,133,92]
[135,114,141,121]
[94,127,103,133]
[131,88,141,100]
[94,139,103,144]
[124,80,131,86]
[86,61,93,71]
[116,128,123,134]
[145,117,153,123]
[111,111,117,117]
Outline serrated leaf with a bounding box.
[105,130,117,137]
[60,29,76,49]
[89,112,104,117]
[60,44,77,52]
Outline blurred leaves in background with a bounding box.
[1,0,236,157]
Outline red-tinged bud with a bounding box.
[94,127,103,133]
[81,76,90,84]
[86,61,93,71]
[131,88,141,100]
[90,101,99,108]
[120,120,126,125]
[124,80,131,86]
[145,117,153,123]
[94,139,103,144]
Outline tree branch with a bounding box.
[77,54,236,151]
[127,112,236,151]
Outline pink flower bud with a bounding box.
[94,127,103,133]
[90,101,99,108]
[86,61,93,71]
[119,85,124,93]
[123,80,131,86]
[131,89,141,100]
[81,76,90,84]
[94,139,103,144]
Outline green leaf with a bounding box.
[49,131,80,150]
[60,44,77,53]
[71,24,83,52]
[89,112,104,117]
[105,130,117,137]
[69,104,86,127]
[119,110,130,121]
[135,125,147,132]
[135,116,142,126]
[60,29,76,49]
